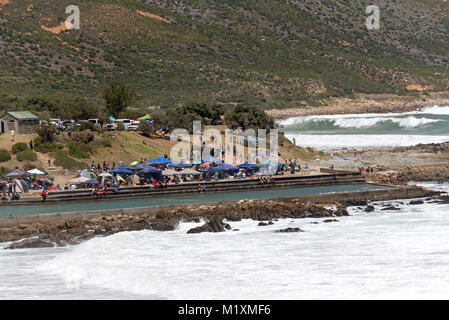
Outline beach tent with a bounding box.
[168,163,192,169]
[179,168,201,175]
[146,157,172,166]
[192,160,202,165]
[126,164,146,170]
[69,176,90,184]
[137,114,151,121]
[4,169,25,178]
[162,169,180,176]
[110,166,134,175]
[199,163,210,168]
[109,116,116,121]
[116,175,126,184]
[138,166,162,175]
[237,162,259,170]
[214,163,239,174]
[80,169,97,179]
[27,169,47,176]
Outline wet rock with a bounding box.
[381,206,401,211]
[225,216,242,222]
[187,218,231,234]
[409,200,424,205]
[149,220,178,231]
[310,222,319,224]
[365,205,375,212]
[333,207,349,217]
[323,219,339,223]
[258,221,274,226]
[7,238,54,249]
[276,228,304,233]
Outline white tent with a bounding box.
[162,169,180,176]
[27,169,46,176]
[68,176,90,184]
[179,168,201,175]
[98,172,113,177]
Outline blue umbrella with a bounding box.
[168,163,192,169]
[126,164,146,170]
[192,160,202,165]
[138,166,162,176]
[146,156,172,166]
[110,166,134,175]
[215,163,239,173]
[4,169,25,178]
[237,162,260,170]
[109,116,116,121]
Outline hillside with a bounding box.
[0,0,448,111]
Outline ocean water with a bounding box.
[279,105,449,149]
[1,182,448,300]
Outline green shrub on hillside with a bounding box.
[11,142,28,154]
[34,141,63,154]
[54,150,87,170]
[68,141,90,159]
[0,149,11,162]
[16,150,37,162]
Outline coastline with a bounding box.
[267,94,449,119]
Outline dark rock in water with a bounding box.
[187,218,231,234]
[233,229,240,232]
[185,217,201,223]
[150,220,177,231]
[381,206,401,211]
[310,222,319,224]
[323,219,339,223]
[365,205,375,212]
[7,238,54,249]
[276,227,304,233]
[333,207,349,217]
[225,216,242,222]
[258,221,273,226]
[409,200,424,205]
[343,199,367,206]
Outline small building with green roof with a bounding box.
[0,111,40,134]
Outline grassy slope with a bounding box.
[0,0,447,111]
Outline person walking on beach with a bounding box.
[29,140,34,151]
[10,130,15,142]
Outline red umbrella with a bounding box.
[199,163,210,168]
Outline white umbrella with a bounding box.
[27,168,47,176]
[68,176,90,184]
[98,172,113,177]
[162,169,180,176]
[179,168,201,175]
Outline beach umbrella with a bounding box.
[162,169,179,176]
[146,156,172,166]
[68,176,90,184]
[237,162,259,170]
[27,168,47,176]
[138,166,162,176]
[179,168,201,175]
[116,175,126,184]
[126,164,146,170]
[192,160,202,165]
[168,163,192,169]
[214,163,239,173]
[130,161,139,166]
[199,163,210,168]
[110,166,134,175]
[4,169,25,178]
[14,179,24,193]
[98,172,113,178]
[109,116,116,121]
